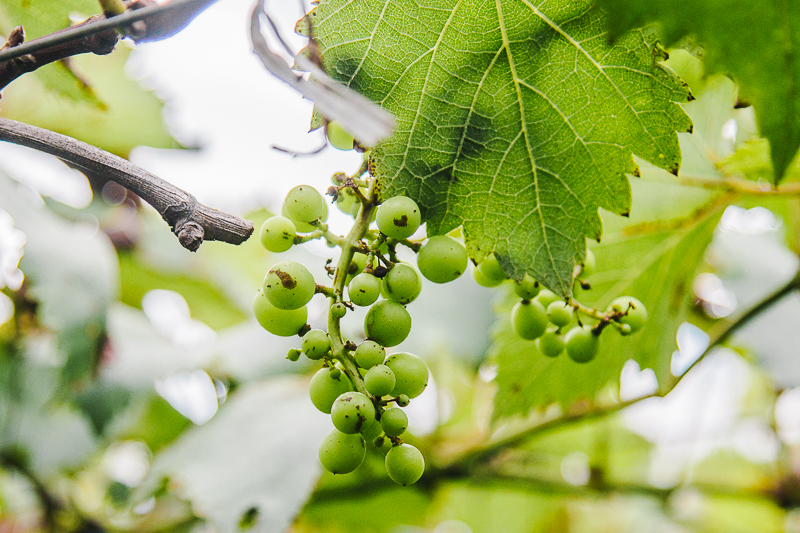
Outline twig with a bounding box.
[0,118,253,251]
[675,173,800,196]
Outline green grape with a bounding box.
[263,260,316,310]
[381,407,408,437]
[373,436,388,450]
[376,196,421,240]
[513,275,540,299]
[283,185,328,225]
[608,296,647,334]
[511,300,548,340]
[381,263,421,304]
[331,392,376,434]
[365,364,396,397]
[253,290,307,337]
[361,419,384,441]
[473,265,503,287]
[365,300,411,347]
[330,302,347,319]
[565,325,601,363]
[535,289,559,308]
[536,331,564,358]
[547,300,573,328]
[259,216,295,253]
[385,352,428,398]
[349,273,381,307]
[318,429,365,474]
[302,329,331,360]
[385,444,424,485]
[346,253,368,284]
[354,340,386,369]
[329,366,341,380]
[282,203,323,233]
[582,248,596,277]
[327,121,355,151]
[309,368,352,414]
[286,348,302,361]
[479,253,507,282]
[336,187,359,215]
[417,235,468,284]
[395,394,410,407]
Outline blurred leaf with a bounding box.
[119,251,247,331]
[0,45,176,157]
[123,395,192,453]
[0,172,118,389]
[311,0,693,296]
[74,382,131,436]
[696,494,785,533]
[142,379,328,533]
[719,139,800,186]
[595,0,800,184]
[0,0,104,104]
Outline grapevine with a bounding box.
[253,121,649,484]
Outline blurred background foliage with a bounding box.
[1,1,800,532]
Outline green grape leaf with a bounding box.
[0,0,105,105]
[309,0,693,296]
[595,0,800,185]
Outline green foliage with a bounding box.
[308,0,692,296]
[0,0,104,104]
[595,0,800,184]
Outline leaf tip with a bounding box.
[686,124,693,134]
[669,164,680,176]
[686,92,696,103]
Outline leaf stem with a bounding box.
[675,173,800,196]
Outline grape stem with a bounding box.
[569,299,627,332]
[294,226,344,247]
[327,179,379,396]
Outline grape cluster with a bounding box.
[474,250,648,363]
[253,130,472,485]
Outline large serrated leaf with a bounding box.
[595,0,800,185]
[309,0,692,296]
[0,0,105,105]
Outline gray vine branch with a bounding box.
[0,117,253,251]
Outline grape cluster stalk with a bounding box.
[253,122,648,485]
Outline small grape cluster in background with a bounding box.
[474,249,648,362]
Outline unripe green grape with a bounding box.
[286,348,302,361]
[385,444,424,485]
[479,253,507,282]
[263,260,316,310]
[328,366,341,380]
[385,352,428,398]
[395,394,410,407]
[547,300,573,328]
[365,300,411,347]
[511,300,548,340]
[282,203,322,233]
[565,325,601,363]
[283,185,328,225]
[376,196,421,240]
[582,248,596,277]
[473,265,503,288]
[259,216,295,253]
[381,407,408,437]
[302,329,331,360]
[513,275,539,300]
[608,296,647,334]
[318,429,365,474]
[336,187,359,215]
[354,340,386,369]
[536,331,564,358]
[349,273,381,307]
[326,121,355,151]
[361,419,384,441]
[331,392,376,434]
[365,364,396,397]
[330,302,347,319]
[618,323,633,336]
[417,235,468,284]
[373,436,387,450]
[345,253,368,285]
[381,263,421,304]
[309,368,352,414]
[535,289,559,308]
[253,290,308,337]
